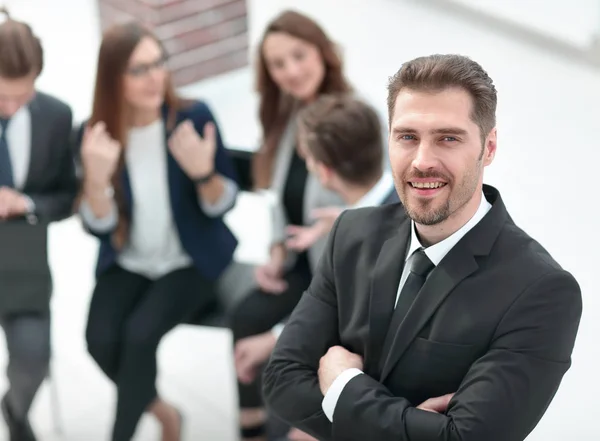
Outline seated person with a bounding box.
[0,8,77,441]
[230,10,352,441]
[77,22,238,441]
[234,94,398,441]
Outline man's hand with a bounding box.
[318,346,363,396]
[255,243,287,294]
[287,427,319,441]
[416,393,455,413]
[234,331,278,384]
[0,187,29,219]
[285,206,344,252]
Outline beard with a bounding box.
[404,195,452,225]
[396,163,481,226]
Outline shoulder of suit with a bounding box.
[34,91,72,116]
[494,221,578,287]
[338,203,406,232]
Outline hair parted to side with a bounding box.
[252,10,352,189]
[387,54,497,143]
[0,7,44,78]
[297,94,383,186]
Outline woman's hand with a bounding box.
[168,119,217,178]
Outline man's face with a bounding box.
[388,87,496,226]
[0,74,36,118]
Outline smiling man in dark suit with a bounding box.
[262,54,583,441]
[0,9,77,441]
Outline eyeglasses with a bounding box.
[126,54,168,77]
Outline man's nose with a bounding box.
[412,141,439,171]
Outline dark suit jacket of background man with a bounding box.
[0,92,77,314]
[263,184,582,441]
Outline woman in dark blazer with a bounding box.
[76,22,238,441]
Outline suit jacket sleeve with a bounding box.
[28,105,77,221]
[331,270,582,441]
[262,212,347,441]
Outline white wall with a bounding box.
[2,0,101,122]
[450,0,600,48]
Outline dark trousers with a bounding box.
[230,254,312,409]
[85,265,216,441]
[1,313,50,420]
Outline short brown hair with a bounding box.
[298,94,383,186]
[0,7,43,78]
[387,54,497,143]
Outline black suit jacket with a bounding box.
[263,185,582,441]
[0,92,76,314]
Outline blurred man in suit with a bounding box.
[0,8,77,441]
[234,95,398,441]
[262,54,582,441]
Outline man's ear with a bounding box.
[483,128,497,166]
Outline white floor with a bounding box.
[1,0,599,440]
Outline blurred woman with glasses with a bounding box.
[76,22,239,441]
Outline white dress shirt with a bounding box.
[79,119,238,279]
[0,106,37,213]
[1,105,31,190]
[321,191,493,421]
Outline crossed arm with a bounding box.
[262,216,583,441]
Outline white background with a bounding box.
[0,0,598,439]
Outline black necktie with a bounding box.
[379,248,434,370]
[0,118,14,188]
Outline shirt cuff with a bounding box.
[22,195,35,214]
[79,198,118,233]
[271,323,285,339]
[321,368,363,422]
[199,176,238,217]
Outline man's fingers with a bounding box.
[417,393,455,413]
[285,225,305,236]
[257,273,287,294]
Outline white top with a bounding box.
[0,105,31,190]
[321,191,493,421]
[80,119,238,280]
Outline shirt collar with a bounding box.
[351,171,395,209]
[406,191,493,265]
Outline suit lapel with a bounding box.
[379,244,479,381]
[378,185,508,382]
[365,214,410,380]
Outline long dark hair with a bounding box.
[252,10,352,189]
[87,21,181,249]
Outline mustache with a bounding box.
[404,169,450,181]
